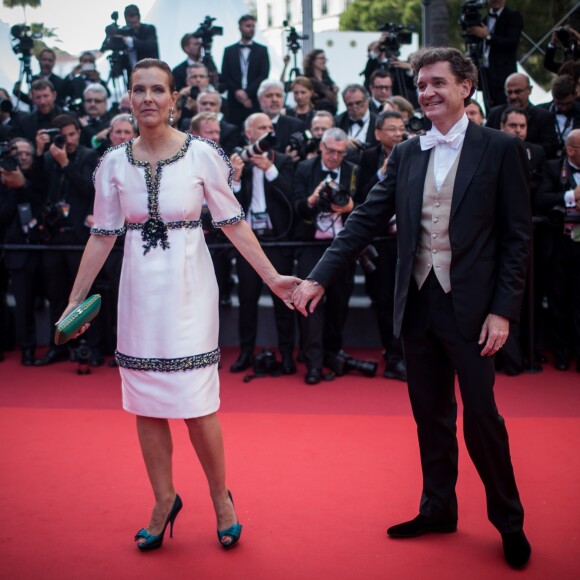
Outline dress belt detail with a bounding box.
[126,220,202,231]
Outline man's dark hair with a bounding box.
[370,70,393,86]
[341,83,369,102]
[375,111,404,130]
[31,79,55,93]
[239,14,256,25]
[180,33,195,50]
[38,48,56,59]
[124,4,140,17]
[466,98,484,116]
[500,106,527,125]
[409,47,478,105]
[552,74,576,100]
[53,114,81,131]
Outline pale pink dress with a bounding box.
[91,135,243,418]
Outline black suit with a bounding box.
[219,119,242,156]
[334,111,379,149]
[173,57,219,92]
[233,151,295,355]
[15,106,64,142]
[487,103,559,159]
[271,115,306,153]
[310,123,531,532]
[221,42,269,127]
[538,100,580,158]
[481,7,523,109]
[294,157,359,371]
[131,23,159,61]
[358,145,403,367]
[536,158,580,365]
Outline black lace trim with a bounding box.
[189,135,234,188]
[212,212,245,228]
[91,226,126,236]
[115,348,221,372]
[127,220,202,231]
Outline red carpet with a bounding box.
[1,348,579,579]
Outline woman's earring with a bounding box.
[168,107,174,125]
[129,109,135,125]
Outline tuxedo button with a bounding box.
[433,217,439,223]
[433,249,438,254]
[432,233,437,239]
[435,202,440,207]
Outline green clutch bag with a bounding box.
[54,294,102,345]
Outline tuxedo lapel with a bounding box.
[451,122,488,220]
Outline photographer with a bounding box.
[14,79,63,143]
[115,4,159,68]
[535,129,580,372]
[177,63,212,126]
[466,0,523,110]
[79,83,113,148]
[228,112,296,374]
[221,14,270,127]
[368,70,394,114]
[358,111,407,381]
[196,87,241,155]
[257,80,306,152]
[0,138,43,365]
[173,33,220,92]
[62,52,110,104]
[544,25,580,74]
[31,114,100,366]
[286,110,335,164]
[335,84,379,154]
[293,128,359,384]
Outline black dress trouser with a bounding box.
[401,272,524,533]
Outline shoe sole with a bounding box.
[387,524,457,538]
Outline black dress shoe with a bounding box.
[33,348,69,366]
[305,368,322,385]
[230,351,253,373]
[502,530,531,568]
[387,514,457,538]
[21,348,36,366]
[281,353,296,375]
[554,359,570,371]
[383,359,407,381]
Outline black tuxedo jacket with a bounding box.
[172,60,190,92]
[293,157,359,241]
[132,23,159,60]
[486,103,559,159]
[538,100,580,156]
[272,115,306,152]
[234,150,294,241]
[310,122,532,341]
[221,42,269,118]
[220,120,242,155]
[334,111,379,148]
[15,106,65,142]
[485,8,522,79]
[535,157,576,216]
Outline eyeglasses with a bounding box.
[568,144,580,149]
[85,98,105,103]
[379,126,405,133]
[322,143,347,156]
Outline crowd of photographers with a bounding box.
[1,3,580,382]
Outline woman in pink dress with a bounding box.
[59,59,299,551]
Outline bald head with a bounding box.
[565,129,580,165]
[505,73,532,108]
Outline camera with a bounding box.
[329,350,378,377]
[101,11,132,79]
[252,349,281,375]
[288,130,320,160]
[64,97,84,115]
[193,16,223,55]
[317,176,351,213]
[10,24,41,57]
[0,142,18,171]
[43,128,67,149]
[357,244,379,274]
[233,132,277,162]
[406,116,427,134]
[283,20,308,55]
[378,22,415,57]
[189,85,201,100]
[459,0,488,58]
[73,339,92,375]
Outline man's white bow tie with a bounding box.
[420,132,463,151]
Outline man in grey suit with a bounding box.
[291,47,532,569]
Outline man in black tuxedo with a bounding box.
[467,0,523,111]
[62,52,110,104]
[358,111,407,381]
[221,14,270,128]
[293,128,359,384]
[535,129,580,372]
[292,47,532,568]
[173,34,219,91]
[79,84,113,148]
[486,73,559,159]
[368,70,394,114]
[539,74,580,159]
[228,112,296,374]
[334,84,378,155]
[257,80,305,153]
[121,4,159,66]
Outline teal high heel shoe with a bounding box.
[217,490,243,549]
[135,494,183,551]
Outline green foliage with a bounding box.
[2,0,41,8]
[339,0,423,34]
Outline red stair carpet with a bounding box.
[1,348,579,579]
